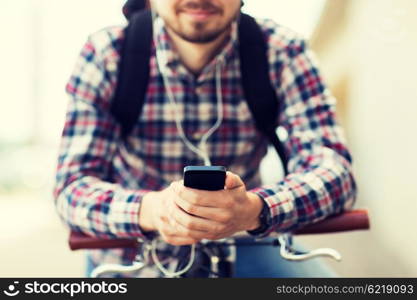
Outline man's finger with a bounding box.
[160,233,200,246]
[174,185,226,207]
[171,202,220,233]
[159,217,201,242]
[174,195,231,223]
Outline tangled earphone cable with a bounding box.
[150,13,225,277]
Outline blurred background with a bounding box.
[0,0,416,277]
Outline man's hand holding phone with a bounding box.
[139,183,202,246]
[138,168,264,246]
[172,170,264,241]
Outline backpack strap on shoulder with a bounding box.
[111,10,153,137]
[111,10,289,173]
[238,13,289,174]
[123,0,149,20]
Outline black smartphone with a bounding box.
[183,166,226,191]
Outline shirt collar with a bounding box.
[153,15,239,82]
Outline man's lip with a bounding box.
[180,9,219,19]
[182,9,217,13]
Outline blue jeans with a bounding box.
[234,237,336,278]
[86,237,336,278]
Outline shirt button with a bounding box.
[192,132,204,139]
[277,126,289,142]
[195,86,204,94]
[107,61,117,72]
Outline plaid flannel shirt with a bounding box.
[54,16,356,277]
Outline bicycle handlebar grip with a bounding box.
[68,209,370,250]
[69,232,138,251]
[294,209,370,235]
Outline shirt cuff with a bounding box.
[248,186,297,235]
[107,188,156,241]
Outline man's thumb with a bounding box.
[225,171,244,190]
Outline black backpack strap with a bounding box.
[123,0,148,20]
[111,10,153,137]
[112,10,289,173]
[238,13,289,174]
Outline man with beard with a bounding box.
[54,0,356,277]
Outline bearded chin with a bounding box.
[167,16,237,44]
[176,24,227,43]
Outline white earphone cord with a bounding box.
[164,62,224,167]
[151,13,225,277]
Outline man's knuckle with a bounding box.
[178,188,186,199]
[210,224,218,232]
[220,212,232,222]
[186,204,198,215]
[183,216,195,228]
[207,233,219,240]
[189,194,200,205]
[223,199,234,209]
[181,226,192,236]
[205,233,214,240]
[189,231,202,239]
[188,221,200,230]
[217,224,227,233]
[187,221,198,230]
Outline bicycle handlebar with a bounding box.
[294,209,370,234]
[68,209,370,251]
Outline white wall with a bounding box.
[243,0,326,38]
[0,0,126,145]
[347,0,417,271]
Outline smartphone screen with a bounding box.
[183,166,226,191]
